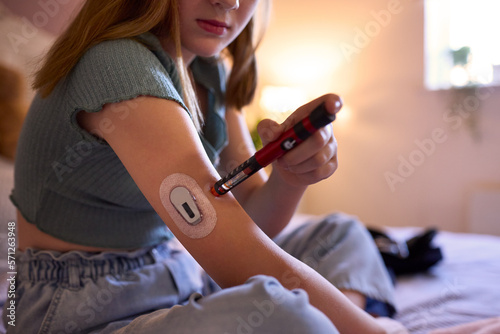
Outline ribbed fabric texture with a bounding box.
[11,33,228,249]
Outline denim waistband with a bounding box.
[16,242,173,289]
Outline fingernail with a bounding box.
[334,99,343,111]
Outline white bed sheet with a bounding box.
[391,228,500,333]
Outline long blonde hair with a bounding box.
[33,0,269,130]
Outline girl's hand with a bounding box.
[256,94,342,189]
[375,318,410,334]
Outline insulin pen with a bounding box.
[211,102,336,197]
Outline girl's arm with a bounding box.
[78,96,384,334]
[220,95,341,238]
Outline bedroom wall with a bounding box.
[0,0,82,36]
[248,0,500,233]
[0,0,84,100]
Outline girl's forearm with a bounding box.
[279,255,385,334]
[239,169,307,238]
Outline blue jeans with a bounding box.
[3,213,394,333]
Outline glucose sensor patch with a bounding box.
[159,173,217,239]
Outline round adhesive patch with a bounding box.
[159,173,217,239]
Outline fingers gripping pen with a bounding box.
[211,102,336,197]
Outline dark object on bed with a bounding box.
[369,227,443,279]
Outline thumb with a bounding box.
[256,118,283,146]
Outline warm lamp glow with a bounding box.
[336,104,352,124]
[259,86,308,119]
[257,38,343,96]
[271,46,341,87]
[258,85,352,130]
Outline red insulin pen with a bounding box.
[211,102,336,197]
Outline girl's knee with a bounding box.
[154,275,338,334]
[239,275,339,334]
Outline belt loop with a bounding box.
[29,258,40,282]
[67,259,81,291]
[149,247,161,264]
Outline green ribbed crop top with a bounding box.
[10,33,228,249]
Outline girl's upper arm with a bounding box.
[77,96,284,287]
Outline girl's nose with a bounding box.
[210,0,239,11]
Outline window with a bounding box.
[425,0,500,90]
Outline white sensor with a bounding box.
[169,186,202,225]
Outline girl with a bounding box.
[6,0,402,332]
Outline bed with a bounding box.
[0,157,499,333]
[390,227,500,332]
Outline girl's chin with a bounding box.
[183,42,231,59]
[195,48,225,58]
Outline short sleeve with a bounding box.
[64,37,190,140]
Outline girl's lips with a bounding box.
[197,19,229,36]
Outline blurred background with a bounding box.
[246,0,500,235]
[1,0,499,235]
